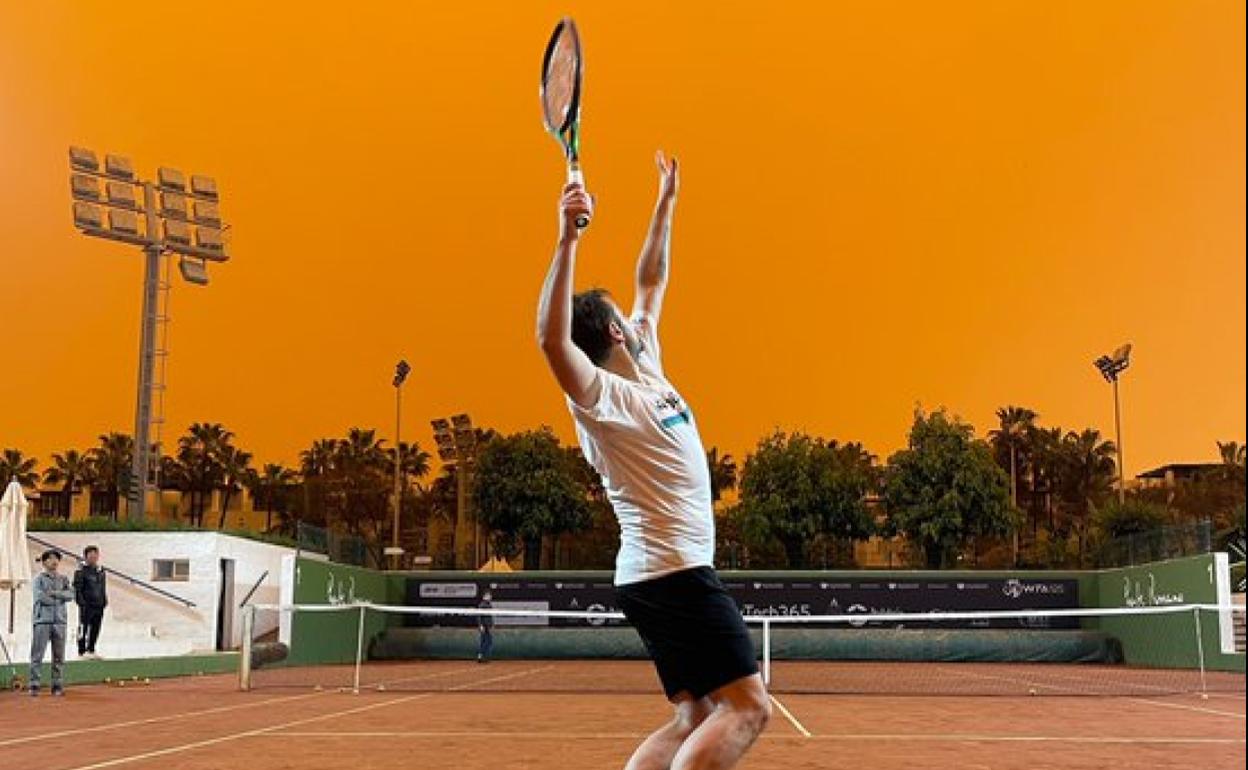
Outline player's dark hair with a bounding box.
[40,549,62,563]
[571,288,617,366]
[84,545,99,557]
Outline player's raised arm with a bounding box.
[632,151,679,324]
[537,182,600,408]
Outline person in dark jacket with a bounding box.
[73,545,108,659]
[476,590,494,663]
[31,549,74,696]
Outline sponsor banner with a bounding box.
[405,576,1079,629]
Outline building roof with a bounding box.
[1136,463,1221,480]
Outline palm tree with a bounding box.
[0,448,39,488]
[707,447,738,504]
[216,444,254,529]
[1217,441,1247,484]
[246,463,298,532]
[390,441,432,482]
[989,406,1038,564]
[87,433,134,519]
[43,449,90,519]
[299,438,340,528]
[177,423,232,526]
[1057,429,1118,563]
[1027,426,1065,532]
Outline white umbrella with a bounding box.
[0,480,33,639]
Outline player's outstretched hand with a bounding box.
[560,182,594,240]
[655,151,679,203]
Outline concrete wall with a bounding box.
[3,532,297,663]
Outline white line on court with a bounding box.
[59,666,552,770]
[260,730,1247,745]
[0,665,478,749]
[1126,697,1247,719]
[938,664,1246,719]
[0,692,321,748]
[768,694,812,738]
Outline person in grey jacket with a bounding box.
[30,549,75,696]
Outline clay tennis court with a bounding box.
[3,661,1244,770]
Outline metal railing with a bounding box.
[238,570,269,609]
[25,533,197,608]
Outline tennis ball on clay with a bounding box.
[1028,688,1037,696]
[143,678,151,685]
[131,676,139,682]
[103,677,111,684]
[376,684,387,692]
[117,680,126,688]
[313,684,323,692]
[1201,693,1210,700]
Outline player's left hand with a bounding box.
[655,151,679,202]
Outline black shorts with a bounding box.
[616,566,758,700]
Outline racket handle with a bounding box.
[567,165,590,229]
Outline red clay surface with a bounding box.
[2,661,1244,770]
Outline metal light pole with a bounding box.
[68,148,229,521]
[1094,344,1132,504]
[387,360,412,569]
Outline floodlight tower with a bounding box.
[387,360,412,569]
[431,414,479,569]
[1093,343,1132,504]
[67,147,230,521]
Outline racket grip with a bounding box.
[567,166,590,229]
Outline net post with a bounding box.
[353,604,367,695]
[1192,606,1208,695]
[239,603,255,692]
[762,618,771,687]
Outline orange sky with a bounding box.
[1,1,1244,477]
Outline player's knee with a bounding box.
[743,692,772,735]
[673,697,713,735]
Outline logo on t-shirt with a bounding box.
[654,391,692,429]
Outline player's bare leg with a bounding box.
[624,693,713,770]
[670,675,771,770]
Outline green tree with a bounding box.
[297,438,339,528]
[737,431,876,568]
[216,444,254,529]
[988,406,1037,565]
[1055,428,1117,563]
[882,409,1014,568]
[0,448,39,489]
[176,423,232,526]
[1093,499,1168,540]
[42,449,89,518]
[246,464,298,533]
[707,447,738,503]
[87,433,134,519]
[472,429,592,570]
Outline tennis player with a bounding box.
[537,153,770,770]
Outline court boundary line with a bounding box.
[768,694,812,738]
[60,666,552,770]
[938,665,1245,719]
[0,664,480,749]
[262,730,1247,745]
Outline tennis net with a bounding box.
[239,602,1245,697]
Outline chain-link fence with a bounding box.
[1093,519,1214,568]
[295,521,369,567]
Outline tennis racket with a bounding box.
[540,17,590,229]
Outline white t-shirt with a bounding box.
[567,314,715,586]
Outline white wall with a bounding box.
[3,532,298,662]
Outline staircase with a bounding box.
[1234,594,1246,654]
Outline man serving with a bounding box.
[537,153,770,770]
